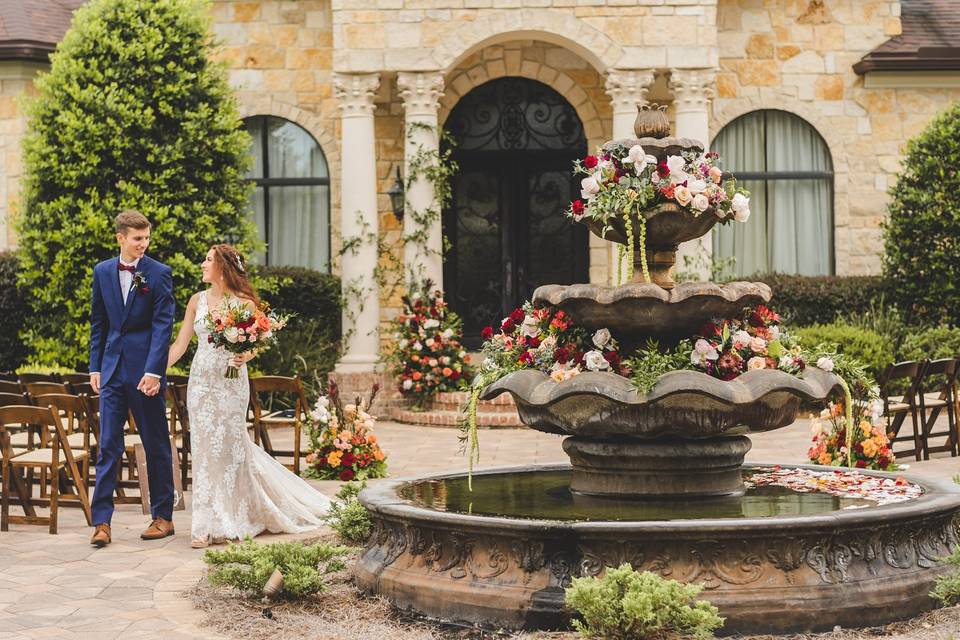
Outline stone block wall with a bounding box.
[0,62,41,251]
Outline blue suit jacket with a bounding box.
[89,255,175,385]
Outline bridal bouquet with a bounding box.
[204,297,291,378]
[304,380,388,482]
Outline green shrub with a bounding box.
[325,481,373,545]
[17,0,257,368]
[883,101,960,325]
[900,325,960,361]
[565,564,724,640]
[203,538,349,599]
[0,252,28,372]
[754,273,890,327]
[931,545,960,606]
[253,266,341,395]
[794,323,894,379]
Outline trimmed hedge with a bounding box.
[253,265,341,391]
[794,323,894,379]
[755,273,891,327]
[900,325,960,362]
[0,252,28,372]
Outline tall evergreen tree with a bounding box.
[18,0,256,367]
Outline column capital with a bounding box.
[333,72,380,117]
[397,71,445,118]
[604,69,657,115]
[668,68,716,112]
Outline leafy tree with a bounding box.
[18,0,257,368]
[882,100,960,325]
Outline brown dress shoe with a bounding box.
[90,523,111,547]
[141,517,175,540]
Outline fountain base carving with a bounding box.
[563,436,752,498]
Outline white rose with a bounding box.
[429,358,438,367]
[424,318,440,329]
[592,328,612,349]
[223,327,240,343]
[747,356,766,370]
[580,175,601,199]
[521,315,539,338]
[402,379,413,390]
[666,155,686,176]
[674,185,693,206]
[732,330,752,349]
[413,341,423,351]
[769,326,780,340]
[398,339,408,349]
[425,338,435,348]
[731,193,750,212]
[817,356,835,372]
[583,350,610,372]
[443,328,454,339]
[733,207,750,223]
[691,194,710,212]
[650,171,661,185]
[687,179,708,194]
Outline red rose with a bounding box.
[583,155,598,169]
[480,326,494,340]
[509,308,525,324]
[657,160,670,176]
[878,456,890,469]
[571,200,585,215]
[501,318,515,333]
[526,336,541,349]
[339,469,355,482]
[603,351,620,367]
[554,348,570,364]
[518,351,535,366]
[855,460,867,469]
[341,452,356,467]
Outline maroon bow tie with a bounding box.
[118,263,137,274]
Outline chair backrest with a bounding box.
[878,360,924,402]
[32,393,88,437]
[167,383,190,436]
[68,381,95,396]
[18,372,62,384]
[0,392,29,407]
[0,380,22,394]
[248,375,308,420]
[0,405,65,455]
[61,373,93,385]
[917,358,959,397]
[25,381,71,397]
[0,371,18,382]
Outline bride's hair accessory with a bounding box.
[234,253,245,273]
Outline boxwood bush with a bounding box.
[794,323,894,379]
[755,273,890,327]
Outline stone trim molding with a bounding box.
[432,10,624,74]
[669,68,717,114]
[397,72,445,118]
[605,69,657,116]
[333,72,381,117]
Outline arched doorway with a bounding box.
[443,77,589,347]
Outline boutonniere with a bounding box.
[132,272,150,295]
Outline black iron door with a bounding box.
[443,78,589,347]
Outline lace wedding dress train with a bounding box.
[187,291,330,540]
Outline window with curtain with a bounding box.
[243,116,331,272]
[712,110,834,277]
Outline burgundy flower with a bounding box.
[583,155,598,169]
[518,351,534,366]
[526,336,541,349]
[554,348,570,364]
[501,318,515,333]
[341,452,356,467]
[571,200,585,216]
[699,321,721,337]
[339,469,356,481]
[509,308,525,324]
[855,460,867,469]
[657,160,670,176]
[480,326,494,340]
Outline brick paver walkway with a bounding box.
[1,419,957,639]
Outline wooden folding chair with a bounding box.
[916,358,959,459]
[61,373,93,387]
[82,394,141,503]
[167,383,192,490]
[248,375,309,475]
[25,381,71,398]
[67,381,95,396]
[31,393,93,511]
[0,405,92,533]
[18,373,61,385]
[879,360,925,461]
[0,380,23,394]
[0,372,17,382]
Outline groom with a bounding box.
[88,210,175,547]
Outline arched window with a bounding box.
[244,116,330,271]
[712,110,834,276]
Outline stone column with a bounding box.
[605,70,657,284]
[397,71,445,288]
[669,68,717,279]
[334,72,381,373]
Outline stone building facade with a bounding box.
[0,0,958,372]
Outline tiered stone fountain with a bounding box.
[357,113,960,635]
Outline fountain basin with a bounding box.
[356,464,960,635]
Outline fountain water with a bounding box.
[357,115,960,635]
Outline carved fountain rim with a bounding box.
[359,463,960,536]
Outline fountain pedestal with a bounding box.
[563,436,752,498]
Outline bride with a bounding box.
[167,243,330,548]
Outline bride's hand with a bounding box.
[232,353,253,368]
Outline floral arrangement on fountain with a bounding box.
[568,144,751,283]
[386,281,472,409]
[304,380,388,482]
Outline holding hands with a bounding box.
[137,374,161,397]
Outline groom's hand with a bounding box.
[137,374,161,397]
[90,373,101,394]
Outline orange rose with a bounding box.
[256,313,271,331]
[442,367,453,377]
[373,449,385,461]
[366,433,378,444]
[412,372,422,381]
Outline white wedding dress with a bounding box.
[187,291,330,540]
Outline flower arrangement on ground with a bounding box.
[567,144,751,283]
[304,380,387,482]
[387,282,472,409]
[204,297,291,378]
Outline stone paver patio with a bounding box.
[1,419,957,639]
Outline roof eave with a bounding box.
[0,40,54,63]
